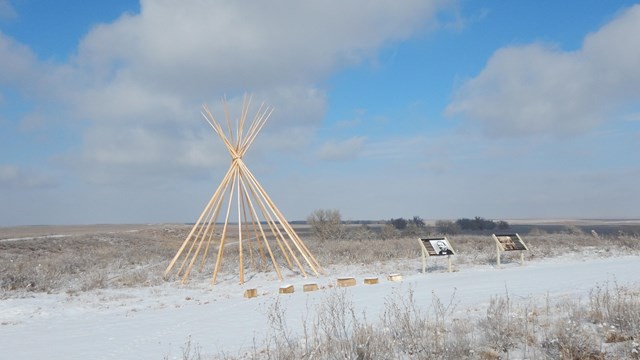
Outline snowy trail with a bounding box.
[1,255,639,359]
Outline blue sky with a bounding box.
[1,0,639,226]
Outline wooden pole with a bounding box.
[239,165,302,272]
[242,167,293,269]
[241,102,268,150]
[167,97,323,287]
[237,174,283,281]
[223,99,234,151]
[242,187,266,264]
[237,168,244,284]
[418,239,427,273]
[165,184,219,277]
[239,186,255,270]
[191,167,233,273]
[236,95,250,152]
[241,107,273,153]
[239,170,296,271]
[198,194,225,272]
[178,184,225,276]
[202,106,239,159]
[240,161,320,274]
[181,196,220,282]
[211,165,240,287]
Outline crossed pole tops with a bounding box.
[165,95,323,287]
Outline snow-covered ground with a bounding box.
[1,254,639,359]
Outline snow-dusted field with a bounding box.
[2,252,639,359]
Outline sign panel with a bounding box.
[420,237,455,256]
[494,234,528,251]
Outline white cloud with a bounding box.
[0,165,55,189]
[74,0,450,95]
[0,33,81,105]
[0,1,453,185]
[0,33,40,86]
[317,136,366,161]
[446,4,640,137]
[0,1,467,223]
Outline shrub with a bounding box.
[435,220,460,235]
[307,209,344,242]
[456,217,498,231]
[389,218,408,230]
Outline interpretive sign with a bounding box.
[419,237,455,273]
[492,233,528,267]
[494,234,528,251]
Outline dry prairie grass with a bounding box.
[1,224,639,298]
[2,223,640,359]
[0,225,189,296]
[214,280,640,360]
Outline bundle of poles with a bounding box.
[164,96,323,287]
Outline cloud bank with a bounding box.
[446,5,640,137]
[2,0,454,185]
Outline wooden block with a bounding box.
[243,288,258,298]
[303,283,319,292]
[387,273,403,282]
[337,277,356,287]
[279,284,294,294]
[364,277,379,285]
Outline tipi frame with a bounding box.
[165,96,323,286]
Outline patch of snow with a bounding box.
[0,234,70,242]
[1,255,639,359]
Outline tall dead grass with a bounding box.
[0,226,187,297]
[216,281,640,360]
[2,225,639,358]
[1,225,639,297]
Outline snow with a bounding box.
[1,255,640,359]
[0,234,71,242]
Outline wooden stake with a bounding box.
[337,277,356,287]
[303,283,319,292]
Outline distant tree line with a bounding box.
[306,209,510,240]
[389,216,509,235]
[456,217,510,231]
[388,216,425,230]
[434,217,509,235]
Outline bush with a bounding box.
[307,209,344,242]
[389,218,408,230]
[456,217,495,231]
[388,216,426,236]
[435,220,460,235]
[227,282,640,360]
